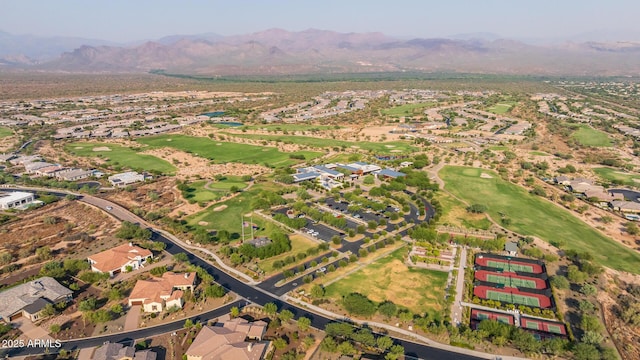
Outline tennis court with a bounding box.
[524,321,540,330]
[486,290,541,307]
[486,274,537,288]
[547,324,564,334]
[487,260,535,273]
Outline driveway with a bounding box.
[124,305,141,330]
[14,319,54,341]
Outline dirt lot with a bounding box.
[0,199,120,270]
[102,177,179,213]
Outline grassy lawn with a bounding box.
[572,125,613,147]
[488,146,509,151]
[0,127,13,138]
[64,142,176,174]
[593,167,640,186]
[137,135,322,167]
[381,102,438,117]
[182,177,248,203]
[222,133,417,154]
[486,101,517,114]
[187,181,282,235]
[440,166,640,274]
[324,248,448,317]
[437,191,492,230]
[258,235,321,274]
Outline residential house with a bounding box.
[56,168,95,181]
[87,243,153,276]
[0,277,72,322]
[128,272,197,313]
[92,342,157,360]
[610,200,640,214]
[554,176,571,185]
[23,161,54,173]
[0,191,36,210]
[583,188,624,203]
[108,171,147,187]
[185,319,269,360]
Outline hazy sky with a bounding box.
[2,0,639,42]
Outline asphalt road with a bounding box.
[1,187,484,360]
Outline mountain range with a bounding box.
[1,28,640,76]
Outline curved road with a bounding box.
[3,187,485,360]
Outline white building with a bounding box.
[108,171,147,187]
[0,191,35,210]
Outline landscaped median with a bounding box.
[439,166,640,274]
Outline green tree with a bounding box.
[49,324,61,334]
[230,306,240,318]
[264,302,278,317]
[377,336,394,351]
[310,284,325,298]
[273,337,288,350]
[337,341,356,355]
[343,293,377,317]
[580,284,597,296]
[573,343,600,360]
[279,309,294,323]
[40,303,56,317]
[378,301,398,319]
[580,314,603,333]
[320,336,338,353]
[385,344,405,360]
[204,284,226,298]
[297,316,311,331]
[581,330,604,345]
[550,275,570,289]
[466,204,487,213]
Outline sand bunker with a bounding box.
[350,145,360,149]
[213,205,227,212]
[74,146,84,149]
[92,146,111,152]
[385,145,396,148]
[216,143,223,146]
[480,173,493,179]
[390,149,402,153]
[198,221,209,226]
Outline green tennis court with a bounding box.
[497,316,511,324]
[512,294,541,307]
[476,313,489,320]
[486,290,541,307]
[486,274,537,288]
[525,321,540,330]
[486,290,512,303]
[547,324,563,334]
[487,260,534,273]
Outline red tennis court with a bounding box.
[475,256,544,274]
[471,309,514,325]
[475,270,547,289]
[521,317,567,335]
[474,285,552,308]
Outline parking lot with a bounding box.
[325,197,386,225]
[303,218,344,242]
